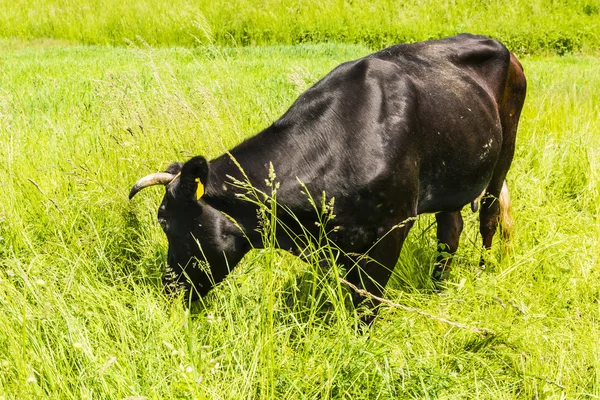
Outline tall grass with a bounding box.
[0,0,600,53]
[0,42,599,397]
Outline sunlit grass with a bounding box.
[0,0,599,53]
[0,43,599,398]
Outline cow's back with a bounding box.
[218,34,514,226]
[372,34,511,104]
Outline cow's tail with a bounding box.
[471,180,513,241]
[499,180,512,241]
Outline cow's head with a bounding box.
[129,156,247,300]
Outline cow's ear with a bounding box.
[165,162,184,174]
[178,156,209,201]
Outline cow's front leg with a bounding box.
[346,221,414,326]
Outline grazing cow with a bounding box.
[130,34,526,322]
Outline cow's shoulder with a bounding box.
[314,56,404,90]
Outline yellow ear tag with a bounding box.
[195,178,204,200]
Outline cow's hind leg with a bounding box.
[433,211,464,280]
[480,53,526,267]
[346,221,414,326]
[479,181,513,266]
[479,182,508,266]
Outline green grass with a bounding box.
[1,0,600,54]
[0,42,599,398]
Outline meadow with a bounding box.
[0,2,599,397]
[0,39,598,399]
[1,0,600,54]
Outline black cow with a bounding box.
[130,34,526,322]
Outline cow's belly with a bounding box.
[415,134,501,214]
[417,181,489,214]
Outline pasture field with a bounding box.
[0,41,599,399]
[0,0,600,54]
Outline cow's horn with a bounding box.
[129,172,177,199]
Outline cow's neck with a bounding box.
[203,162,266,250]
[202,131,297,252]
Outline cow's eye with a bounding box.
[158,203,169,230]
